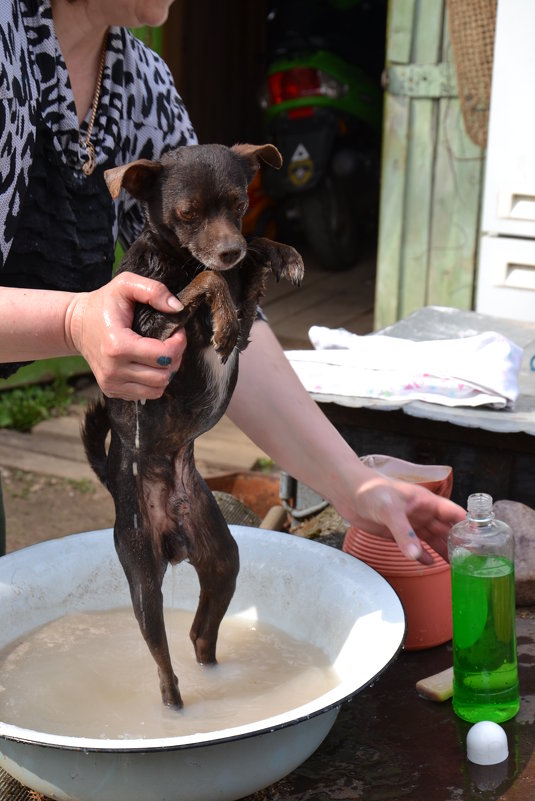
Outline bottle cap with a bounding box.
[466,721,509,765]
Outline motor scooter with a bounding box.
[258,0,385,271]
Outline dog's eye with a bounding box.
[236,201,248,216]
[177,208,198,223]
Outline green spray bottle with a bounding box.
[448,493,519,723]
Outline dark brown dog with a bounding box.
[81,143,304,708]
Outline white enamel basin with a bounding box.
[0,526,405,801]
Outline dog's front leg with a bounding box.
[135,271,239,362]
[174,455,240,665]
[234,239,305,351]
[177,271,240,362]
[247,238,304,286]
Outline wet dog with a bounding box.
[81,143,304,707]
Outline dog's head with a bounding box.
[105,143,282,271]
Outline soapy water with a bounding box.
[0,608,339,739]
[451,553,519,723]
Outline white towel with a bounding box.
[284,326,523,409]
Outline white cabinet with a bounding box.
[477,0,535,320]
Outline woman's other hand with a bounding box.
[333,470,465,564]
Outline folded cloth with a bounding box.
[284,326,524,409]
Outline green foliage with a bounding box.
[254,456,275,474]
[0,378,74,433]
[66,478,95,495]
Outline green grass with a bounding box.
[65,478,96,494]
[254,457,275,473]
[0,377,75,432]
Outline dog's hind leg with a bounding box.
[179,480,240,665]
[114,521,182,708]
[109,452,183,709]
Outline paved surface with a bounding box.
[0,398,269,483]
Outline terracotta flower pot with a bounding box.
[205,471,281,519]
[343,456,454,650]
[359,454,453,498]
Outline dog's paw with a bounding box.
[251,239,304,286]
[277,245,304,287]
[213,340,237,364]
[212,325,239,363]
[158,669,183,709]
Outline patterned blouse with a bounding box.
[0,0,198,269]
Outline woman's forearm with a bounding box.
[228,320,465,562]
[227,320,368,509]
[0,275,187,400]
[0,287,79,361]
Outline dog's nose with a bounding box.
[218,247,245,268]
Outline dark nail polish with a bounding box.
[157,356,172,366]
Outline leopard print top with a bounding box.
[0,0,198,270]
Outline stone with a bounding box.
[493,500,535,606]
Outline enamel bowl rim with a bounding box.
[0,526,406,753]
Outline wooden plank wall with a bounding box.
[163,1,268,147]
[374,0,485,330]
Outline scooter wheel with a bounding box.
[300,175,360,271]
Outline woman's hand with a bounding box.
[331,469,465,564]
[66,271,187,400]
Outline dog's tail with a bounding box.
[81,399,110,488]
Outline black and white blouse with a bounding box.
[0,0,198,269]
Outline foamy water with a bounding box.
[0,608,338,739]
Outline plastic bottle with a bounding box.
[448,493,519,723]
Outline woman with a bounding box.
[0,0,465,560]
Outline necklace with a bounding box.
[79,32,108,177]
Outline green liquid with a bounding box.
[451,553,519,723]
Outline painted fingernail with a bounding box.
[168,371,177,383]
[157,356,172,366]
[168,296,183,311]
[407,542,421,560]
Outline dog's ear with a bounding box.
[231,143,283,179]
[104,159,163,200]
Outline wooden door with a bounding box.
[374,0,485,330]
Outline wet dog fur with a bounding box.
[81,143,304,707]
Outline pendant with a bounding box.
[81,141,96,176]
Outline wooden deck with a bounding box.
[0,249,376,481]
[260,246,376,349]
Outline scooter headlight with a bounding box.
[318,70,348,100]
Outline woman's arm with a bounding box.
[0,272,186,400]
[228,320,465,563]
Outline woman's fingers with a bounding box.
[116,327,186,373]
[111,271,184,314]
[350,477,465,563]
[67,274,187,400]
[96,328,187,399]
[369,490,432,564]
